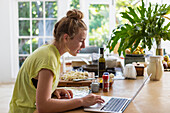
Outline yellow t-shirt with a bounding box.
[9,44,61,113]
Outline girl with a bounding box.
[9,9,104,113]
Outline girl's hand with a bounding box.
[81,93,105,107]
[54,89,73,99]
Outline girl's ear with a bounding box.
[63,34,69,42]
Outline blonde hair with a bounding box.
[53,9,87,42]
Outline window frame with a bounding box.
[12,0,61,78]
[80,0,115,46]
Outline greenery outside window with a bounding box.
[116,0,141,27]
[18,0,57,68]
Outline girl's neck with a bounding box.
[51,41,66,56]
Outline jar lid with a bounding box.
[134,63,144,68]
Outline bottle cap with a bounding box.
[100,48,104,54]
[103,72,109,75]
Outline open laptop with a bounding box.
[84,74,152,113]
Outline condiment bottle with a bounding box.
[91,78,99,93]
[102,72,109,92]
[98,48,106,77]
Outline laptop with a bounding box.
[84,74,152,113]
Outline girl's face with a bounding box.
[66,30,87,56]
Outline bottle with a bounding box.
[91,78,99,93]
[98,48,106,77]
[102,72,109,92]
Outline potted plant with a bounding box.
[107,0,170,56]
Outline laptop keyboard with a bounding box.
[101,98,128,112]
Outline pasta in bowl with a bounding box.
[60,71,92,81]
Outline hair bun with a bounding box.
[66,9,84,20]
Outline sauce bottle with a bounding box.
[102,72,109,92]
[98,48,106,77]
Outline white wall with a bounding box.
[0,0,14,83]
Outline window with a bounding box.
[70,0,80,10]
[11,0,57,78]
[88,4,110,47]
[115,0,141,27]
[79,0,115,47]
[18,1,57,67]
[17,1,57,67]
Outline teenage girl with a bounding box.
[9,9,104,113]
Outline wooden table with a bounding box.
[63,72,170,113]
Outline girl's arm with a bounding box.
[36,69,104,113]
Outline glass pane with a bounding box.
[32,38,44,52]
[89,4,109,47]
[18,2,30,18]
[45,38,53,45]
[45,1,57,18]
[19,38,30,54]
[32,1,43,18]
[70,0,80,9]
[116,0,140,27]
[162,40,170,54]
[19,56,27,68]
[19,20,30,36]
[163,0,170,4]
[151,0,162,4]
[46,20,56,36]
[32,20,44,36]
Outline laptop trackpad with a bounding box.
[90,103,103,108]
[84,96,111,111]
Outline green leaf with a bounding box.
[127,7,140,22]
[163,22,170,30]
[110,35,120,52]
[121,12,135,24]
[140,0,145,18]
[118,36,126,56]
[131,38,141,52]
[153,4,158,14]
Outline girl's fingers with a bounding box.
[96,100,105,103]
[95,96,105,103]
[55,89,72,99]
[67,90,73,98]
[55,91,61,99]
[98,98,105,103]
[62,89,71,99]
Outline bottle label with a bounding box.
[99,62,105,77]
[103,82,109,92]
[99,62,105,69]
[100,54,103,57]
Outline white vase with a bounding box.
[147,56,164,81]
